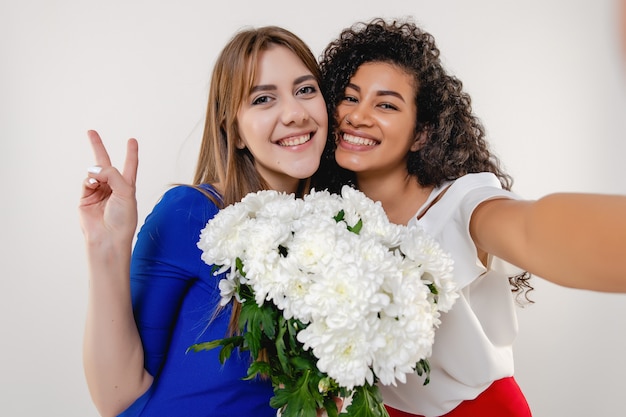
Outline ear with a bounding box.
[232,123,246,150]
[410,130,428,152]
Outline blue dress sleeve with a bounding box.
[130,185,220,376]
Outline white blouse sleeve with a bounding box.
[418,172,520,290]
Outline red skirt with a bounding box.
[385,377,532,417]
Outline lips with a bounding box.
[276,133,312,147]
[342,133,378,146]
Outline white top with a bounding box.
[379,172,522,417]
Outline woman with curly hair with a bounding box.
[318,18,626,417]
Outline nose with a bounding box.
[281,97,309,125]
[343,103,371,127]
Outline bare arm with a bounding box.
[79,130,153,416]
[470,193,626,292]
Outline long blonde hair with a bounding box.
[193,26,322,335]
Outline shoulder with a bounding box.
[140,185,222,237]
[158,184,221,207]
[447,173,519,213]
[154,184,221,219]
[449,172,503,193]
[420,173,520,233]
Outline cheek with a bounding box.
[336,105,348,121]
[385,115,416,141]
[239,113,271,143]
[311,100,329,127]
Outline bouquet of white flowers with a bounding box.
[190,186,458,417]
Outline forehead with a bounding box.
[352,61,414,87]
[351,61,415,92]
[252,45,310,82]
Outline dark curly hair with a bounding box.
[316,18,533,303]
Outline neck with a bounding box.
[356,172,433,225]
[266,178,303,195]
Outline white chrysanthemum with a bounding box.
[371,260,436,385]
[302,234,390,327]
[254,192,304,224]
[197,206,253,271]
[287,214,338,272]
[302,189,344,219]
[238,189,289,216]
[339,186,383,230]
[340,185,406,248]
[274,262,315,321]
[400,224,458,312]
[298,318,384,390]
[372,310,434,386]
[239,216,291,274]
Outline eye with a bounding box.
[341,95,358,104]
[251,95,273,105]
[379,102,399,111]
[296,85,318,96]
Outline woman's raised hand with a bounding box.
[79,130,139,246]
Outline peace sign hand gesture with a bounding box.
[79,130,139,247]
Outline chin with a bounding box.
[289,163,320,179]
[335,154,362,172]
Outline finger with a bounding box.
[87,130,113,167]
[121,138,139,186]
[81,165,106,192]
[85,176,100,187]
[80,176,102,197]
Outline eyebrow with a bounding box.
[346,82,406,103]
[250,74,317,94]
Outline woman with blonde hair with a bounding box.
[79,26,327,417]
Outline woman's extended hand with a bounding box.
[79,130,139,246]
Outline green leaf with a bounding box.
[186,335,246,365]
[343,384,389,417]
[322,396,340,417]
[235,257,246,276]
[270,370,320,417]
[275,316,291,376]
[244,360,271,380]
[186,335,244,354]
[415,359,431,385]
[240,300,265,358]
[260,302,277,339]
[427,283,439,295]
[186,340,223,353]
[218,343,235,364]
[289,355,315,372]
[347,218,363,235]
[333,209,345,223]
[243,331,261,360]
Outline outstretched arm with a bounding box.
[471,193,626,292]
[79,130,153,416]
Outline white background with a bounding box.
[2,0,626,416]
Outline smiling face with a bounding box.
[335,62,423,179]
[236,45,327,193]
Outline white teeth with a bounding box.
[343,133,377,146]
[278,134,311,146]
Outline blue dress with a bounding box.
[119,185,275,417]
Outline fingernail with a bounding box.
[88,178,99,185]
[88,166,102,174]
